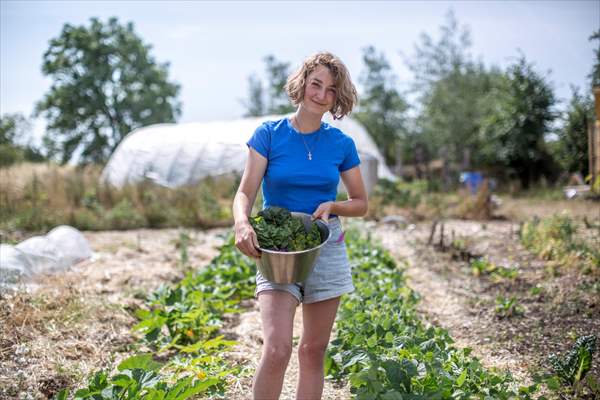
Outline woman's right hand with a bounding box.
[234,220,261,260]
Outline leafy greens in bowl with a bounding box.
[249,206,322,251]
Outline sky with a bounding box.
[1,0,599,141]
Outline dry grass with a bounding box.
[0,275,135,399]
[0,227,227,399]
[0,162,237,239]
[498,196,600,222]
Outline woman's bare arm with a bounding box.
[232,147,267,258]
[312,165,368,221]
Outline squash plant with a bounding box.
[325,229,537,399]
[53,354,219,400]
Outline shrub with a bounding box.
[106,199,146,230]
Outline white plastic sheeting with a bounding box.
[0,225,92,289]
[101,114,395,190]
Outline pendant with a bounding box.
[308,152,312,160]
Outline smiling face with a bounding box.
[301,65,337,116]
[285,52,357,119]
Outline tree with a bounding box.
[552,87,593,176]
[354,46,409,167]
[407,11,490,168]
[35,17,181,164]
[0,113,45,167]
[241,55,295,117]
[407,10,473,92]
[416,63,502,169]
[589,30,600,89]
[479,57,558,188]
[242,74,266,117]
[264,55,296,115]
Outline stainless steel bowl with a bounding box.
[256,212,331,284]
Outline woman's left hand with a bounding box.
[312,201,334,223]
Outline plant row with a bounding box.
[325,229,596,399]
[56,234,257,399]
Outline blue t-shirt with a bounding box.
[246,117,361,215]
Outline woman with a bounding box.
[232,51,368,400]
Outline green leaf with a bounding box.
[456,369,467,387]
[545,376,561,391]
[366,334,378,348]
[117,354,163,372]
[52,389,69,400]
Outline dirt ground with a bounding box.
[1,196,599,399]
[372,218,599,385]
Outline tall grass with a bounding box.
[521,214,600,275]
[0,163,239,236]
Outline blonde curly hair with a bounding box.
[285,52,358,120]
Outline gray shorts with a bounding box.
[255,217,355,304]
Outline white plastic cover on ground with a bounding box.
[101,114,396,190]
[0,225,92,289]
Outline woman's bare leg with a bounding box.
[253,290,298,400]
[296,296,340,400]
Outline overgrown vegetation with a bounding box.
[0,163,236,237]
[520,214,600,275]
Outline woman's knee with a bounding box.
[298,340,328,363]
[263,341,293,367]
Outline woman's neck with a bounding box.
[293,106,323,133]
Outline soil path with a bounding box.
[370,216,600,387]
[371,219,533,383]
[223,304,351,399]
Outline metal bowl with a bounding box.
[256,212,331,284]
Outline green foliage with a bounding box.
[494,296,524,318]
[407,13,559,189]
[548,335,597,386]
[371,178,423,208]
[407,11,499,173]
[551,87,594,176]
[249,206,321,251]
[354,46,409,167]
[175,231,191,269]
[242,74,266,117]
[106,199,147,230]
[479,56,557,188]
[35,17,181,164]
[589,30,600,88]
[55,354,219,399]
[521,215,599,274]
[0,113,45,167]
[325,228,532,398]
[57,234,254,397]
[242,54,295,117]
[1,113,31,146]
[469,258,519,281]
[1,165,237,234]
[133,234,256,350]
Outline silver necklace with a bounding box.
[294,116,321,161]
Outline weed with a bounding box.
[495,296,524,318]
[106,199,146,230]
[175,230,191,270]
[521,214,599,274]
